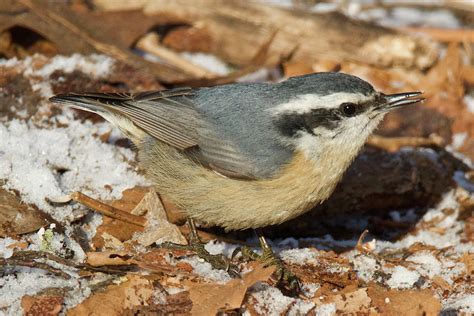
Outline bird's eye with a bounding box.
[340,103,357,116]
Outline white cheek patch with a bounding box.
[272,92,375,116]
[295,131,321,158]
[311,126,340,138]
[296,113,386,162]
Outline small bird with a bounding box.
[50,72,422,288]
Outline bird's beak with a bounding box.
[376,92,424,112]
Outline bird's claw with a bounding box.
[232,244,301,295]
[160,241,241,278]
[274,261,301,296]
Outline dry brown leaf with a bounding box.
[127,190,187,246]
[22,295,63,316]
[86,251,134,266]
[329,288,372,314]
[186,263,275,316]
[0,188,48,236]
[68,276,154,316]
[100,232,125,250]
[368,284,441,316]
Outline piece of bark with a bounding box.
[0,188,48,236]
[0,0,192,83]
[144,0,437,70]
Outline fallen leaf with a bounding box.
[186,263,275,316]
[68,276,154,316]
[368,284,441,316]
[22,295,63,316]
[101,232,124,250]
[329,288,372,314]
[0,188,48,236]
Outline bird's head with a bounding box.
[272,72,423,157]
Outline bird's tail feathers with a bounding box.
[49,93,146,141]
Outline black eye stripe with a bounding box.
[274,100,375,136]
[274,108,342,136]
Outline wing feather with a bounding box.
[50,88,262,179]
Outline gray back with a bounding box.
[192,72,375,178]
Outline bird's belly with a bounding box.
[139,140,353,230]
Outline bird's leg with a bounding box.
[233,229,301,294]
[160,218,240,278]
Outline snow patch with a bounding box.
[181,257,232,283]
[0,119,147,222]
[180,52,231,76]
[386,266,420,289]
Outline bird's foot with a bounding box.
[232,245,301,295]
[160,240,240,278]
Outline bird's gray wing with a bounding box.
[50,88,199,150]
[50,88,261,179]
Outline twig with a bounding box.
[70,192,147,227]
[9,250,134,275]
[367,134,445,152]
[136,33,216,78]
[355,229,371,254]
[1,259,71,279]
[10,250,74,266]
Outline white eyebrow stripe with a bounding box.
[271,92,375,115]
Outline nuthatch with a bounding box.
[50,72,423,286]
